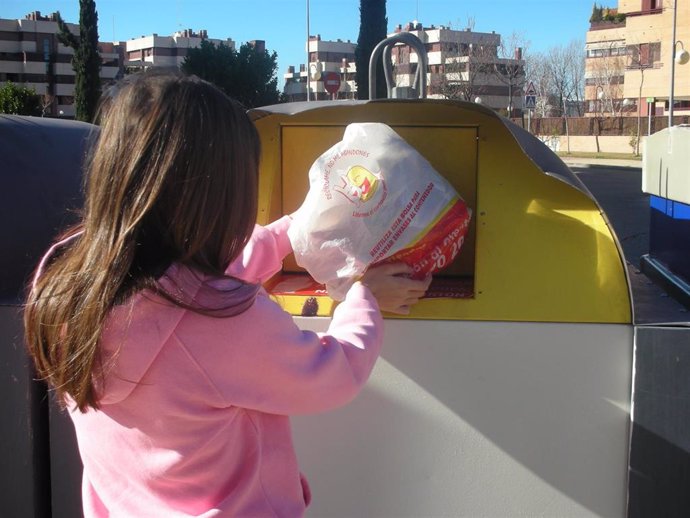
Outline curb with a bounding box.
[566,162,643,171]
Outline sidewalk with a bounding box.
[559,155,642,169]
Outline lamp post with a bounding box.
[669,41,689,125]
[668,0,690,127]
[306,0,310,102]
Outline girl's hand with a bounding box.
[359,263,432,315]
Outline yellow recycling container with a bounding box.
[250,99,633,518]
[251,99,632,324]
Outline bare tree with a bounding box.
[626,41,659,154]
[565,39,585,116]
[587,41,626,116]
[41,93,55,117]
[525,39,585,118]
[492,31,529,116]
[435,40,496,101]
[545,44,575,116]
[427,16,497,102]
[525,51,552,117]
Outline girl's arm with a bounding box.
[225,215,293,284]
[177,265,429,416]
[176,281,384,416]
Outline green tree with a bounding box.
[0,82,42,115]
[56,0,101,122]
[355,0,387,100]
[182,40,281,108]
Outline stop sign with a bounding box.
[323,71,341,95]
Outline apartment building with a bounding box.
[0,12,240,117]
[0,11,122,117]
[283,24,525,113]
[390,22,525,113]
[283,35,356,101]
[585,0,690,119]
[124,30,235,72]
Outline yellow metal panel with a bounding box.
[252,101,632,324]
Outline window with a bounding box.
[641,0,661,11]
[628,42,661,66]
[650,42,661,62]
[667,100,690,110]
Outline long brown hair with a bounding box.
[24,70,260,411]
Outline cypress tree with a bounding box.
[589,3,604,23]
[355,0,388,100]
[56,0,101,122]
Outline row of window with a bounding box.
[393,62,523,76]
[127,47,190,60]
[0,72,76,84]
[586,99,636,112]
[587,42,662,66]
[0,30,55,42]
[1,52,119,66]
[585,76,624,86]
[426,82,511,97]
[586,46,627,58]
[586,99,690,112]
[309,51,355,64]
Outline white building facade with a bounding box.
[0,12,239,117]
[391,22,525,113]
[0,11,121,117]
[283,35,357,102]
[124,30,235,72]
[283,24,525,113]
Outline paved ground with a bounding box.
[560,156,643,169]
[568,162,647,264]
[562,157,689,322]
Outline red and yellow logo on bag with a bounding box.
[336,165,381,204]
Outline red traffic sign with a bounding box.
[323,71,341,95]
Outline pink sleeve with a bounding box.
[175,282,384,415]
[225,215,293,284]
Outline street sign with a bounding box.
[525,81,537,111]
[323,71,341,95]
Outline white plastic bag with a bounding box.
[288,123,471,300]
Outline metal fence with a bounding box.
[511,115,690,136]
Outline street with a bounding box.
[569,163,649,266]
[567,161,688,321]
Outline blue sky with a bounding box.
[4,0,592,79]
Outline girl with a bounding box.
[24,71,430,517]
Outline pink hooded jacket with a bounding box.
[64,216,384,517]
